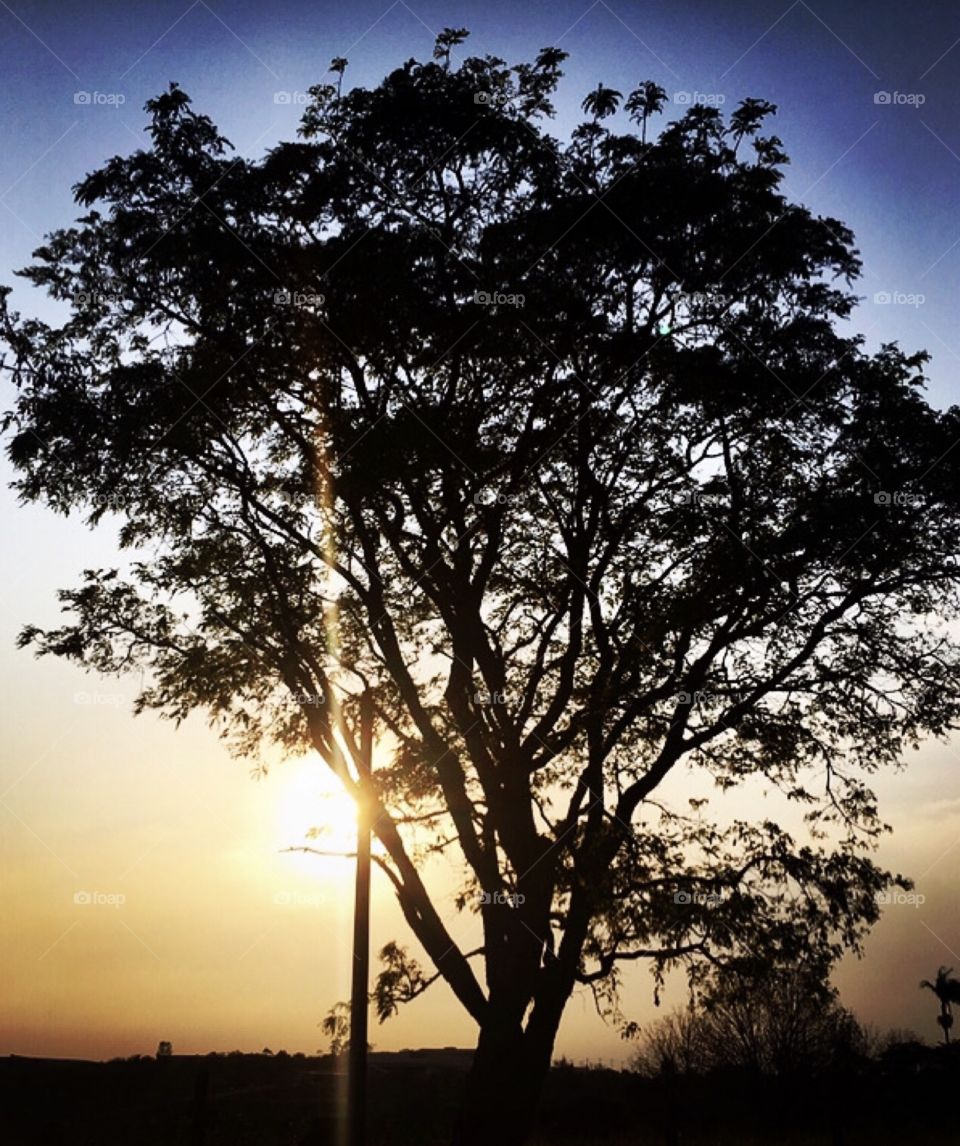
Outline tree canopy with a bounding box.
[4,30,960,1145]
[633,960,865,1078]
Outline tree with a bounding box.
[581,83,623,120]
[321,1002,351,1058]
[4,29,960,1146]
[321,1000,372,1057]
[920,966,960,1045]
[633,963,866,1078]
[632,1005,707,1077]
[156,1041,173,1058]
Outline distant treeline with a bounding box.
[2,1040,958,1145]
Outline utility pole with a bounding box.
[347,690,373,1146]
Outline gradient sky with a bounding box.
[2,0,960,1064]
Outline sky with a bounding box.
[1,0,960,1064]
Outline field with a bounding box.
[1,1048,956,1145]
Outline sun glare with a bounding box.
[272,757,359,875]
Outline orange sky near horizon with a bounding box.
[2,492,959,1065]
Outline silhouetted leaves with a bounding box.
[4,31,960,1133]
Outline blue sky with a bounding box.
[4,1,960,403]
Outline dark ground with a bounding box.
[1,1045,956,1145]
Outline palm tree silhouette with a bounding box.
[624,81,666,144]
[581,84,623,120]
[919,966,960,1045]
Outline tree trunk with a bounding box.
[450,1016,555,1146]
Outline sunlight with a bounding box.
[271,757,359,877]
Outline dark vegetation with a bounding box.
[2,1042,957,1146]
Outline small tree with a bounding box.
[321,1001,371,1057]
[632,1005,707,1077]
[634,964,865,1077]
[321,1002,351,1058]
[156,1040,173,1058]
[920,966,960,1045]
[5,30,960,1146]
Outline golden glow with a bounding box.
[271,756,359,877]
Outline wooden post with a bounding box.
[347,691,373,1146]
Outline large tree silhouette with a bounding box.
[4,32,960,1146]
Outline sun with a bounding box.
[271,757,358,875]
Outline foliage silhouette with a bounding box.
[920,966,960,1045]
[633,962,865,1077]
[4,28,960,1146]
